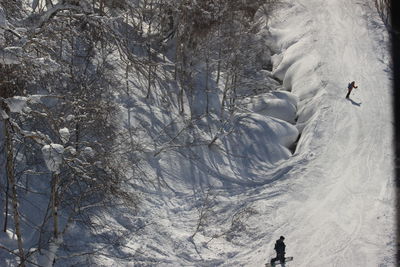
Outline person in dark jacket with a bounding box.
[270,236,286,265]
[346,81,358,98]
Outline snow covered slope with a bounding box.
[254,0,395,266]
[124,0,395,266]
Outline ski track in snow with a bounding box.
[251,0,395,266]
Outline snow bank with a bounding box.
[234,113,298,151]
[269,8,325,138]
[239,90,298,123]
[133,108,299,192]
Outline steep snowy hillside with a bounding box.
[122,0,395,266]
[1,0,394,266]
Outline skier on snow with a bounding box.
[270,236,286,265]
[345,81,358,99]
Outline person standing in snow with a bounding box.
[345,81,358,99]
[270,236,286,265]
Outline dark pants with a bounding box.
[346,88,352,98]
[271,253,285,265]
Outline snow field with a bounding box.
[84,0,395,266]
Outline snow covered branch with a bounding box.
[36,3,89,29]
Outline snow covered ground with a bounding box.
[1,0,394,266]
[117,0,395,266]
[260,0,396,264]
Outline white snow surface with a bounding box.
[41,143,64,174]
[99,0,395,266]
[82,146,95,158]
[59,127,70,144]
[239,90,298,124]
[4,95,48,113]
[265,0,394,265]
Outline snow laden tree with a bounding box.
[144,0,280,148]
[153,0,278,116]
[0,1,139,265]
[99,0,280,159]
[1,0,280,264]
[114,0,277,115]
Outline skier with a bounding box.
[270,236,286,266]
[345,81,358,99]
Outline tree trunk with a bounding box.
[125,63,135,148]
[75,122,79,152]
[5,119,26,266]
[146,44,152,99]
[230,72,238,113]
[220,73,230,117]
[205,55,210,115]
[146,1,153,99]
[52,173,59,239]
[216,28,222,86]
[1,118,9,233]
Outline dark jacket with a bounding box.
[348,82,358,90]
[274,239,286,254]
